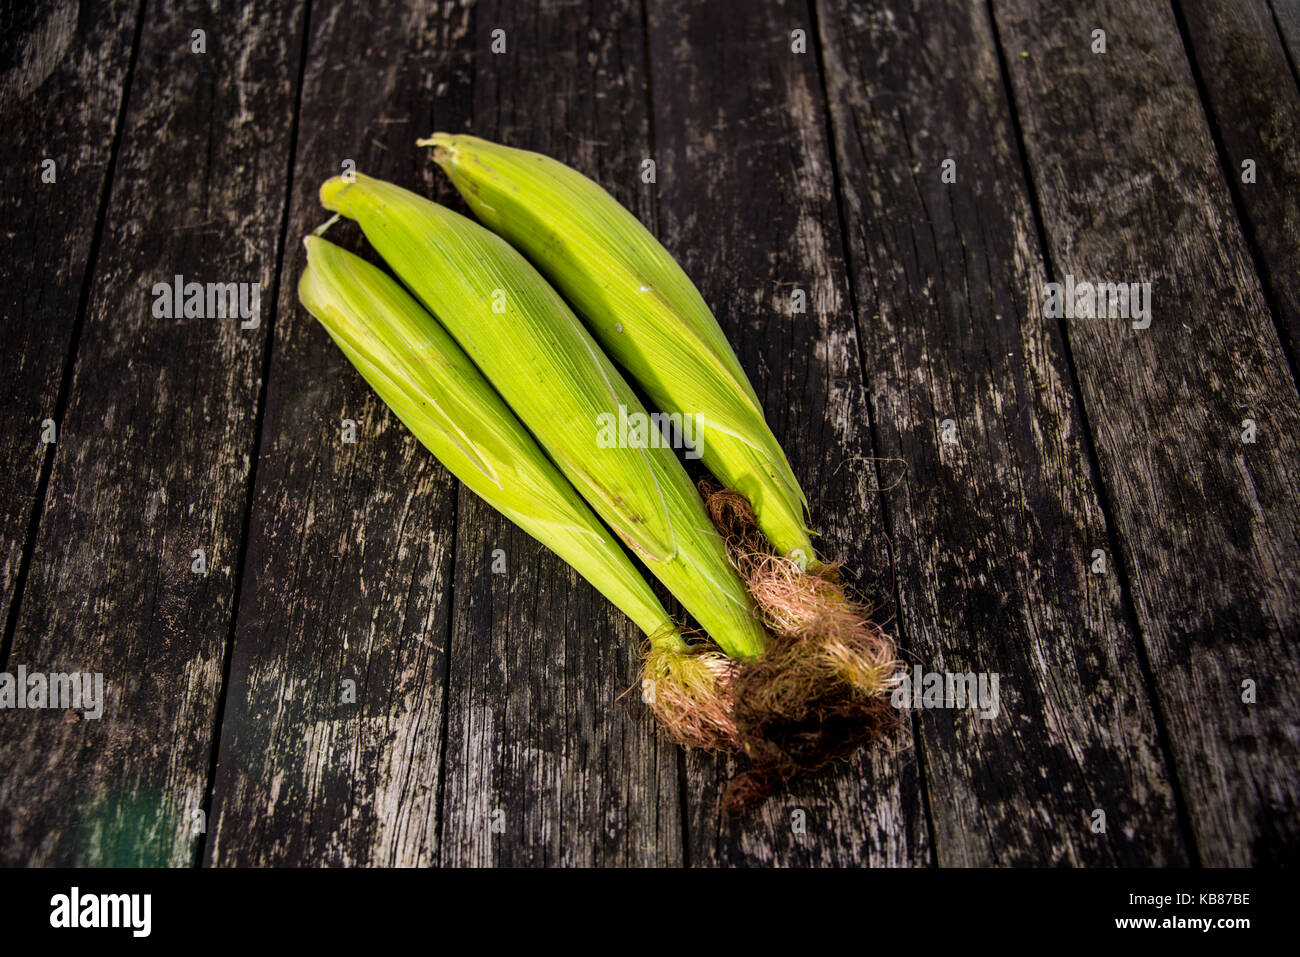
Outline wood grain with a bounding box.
[816,0,1187,865]
[1268,0,1300,71]
[646,0,929,867]
[204,0,476,867]
[1177,0,1300,360]
[994,0,1300,864]
[0,0,304,866]
[0,0,141,643]
[1,0,1296,869]
[437,0,683,867]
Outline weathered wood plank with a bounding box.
[1178,0,1300,362]
[204,0,476,867]
[437,0,683,867]
[0,0,141,643]
[816,0,1188,865]
[646,0,929,866]
[0,0,304,866]
[1268,0,1300,70]
[994,0,1300,864]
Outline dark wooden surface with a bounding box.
[1,0,1296,866]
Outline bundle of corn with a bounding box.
[299,233,740,749]
[420,135,900,804]
[301,147,900,806]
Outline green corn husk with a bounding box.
[299,235,672,637]
[318,173,768,662]
[420,133,813,562]
[415,139,906,809]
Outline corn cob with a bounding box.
[420,133,813,562]
[299,235,665,633]
[318,173,769,662]
[299,234,740,747]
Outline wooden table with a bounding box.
[1,0,1297,867]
